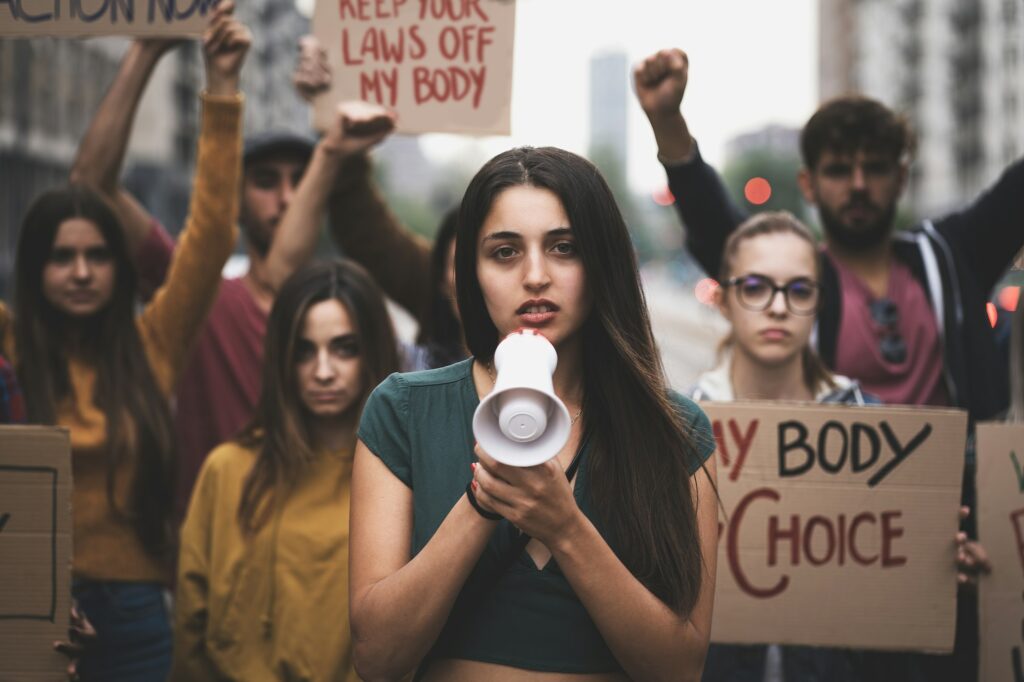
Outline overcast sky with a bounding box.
[411,0,819,193]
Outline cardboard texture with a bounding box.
[976,422,1024,682]
[0,426,72,682]
[312,0,515,135]
[0,0,210,37]
[702,401,967,652]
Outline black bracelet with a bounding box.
[465,481,502,521]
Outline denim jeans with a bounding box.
[72,580,172,682]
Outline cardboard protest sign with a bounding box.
[0,0,211,37]
[0,426,72,682]
[702,401,967,652]
[976,422,1024,682]
[312,0,515,135]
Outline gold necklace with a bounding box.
[485,361,583,426]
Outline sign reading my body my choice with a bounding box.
[703,401,967,652]
[0,0,210,36]
[312,0,515,135]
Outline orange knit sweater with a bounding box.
[1,93,242,583]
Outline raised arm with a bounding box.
[635,48,747,277]
[70,39,179,255]
[138,3,248,387]
[263,101,397,292]
[349,441,498,680]
[293,34,433,323]
[936,156,1024,297]
[327,159,433,324]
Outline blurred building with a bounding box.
[0,0,309,297]
[588,50,629,168]
[819,0,1024,218]
[725,124,800,164]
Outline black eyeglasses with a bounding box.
[722,274,820,315]
[869,298,907,364]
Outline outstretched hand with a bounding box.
[633,48,689,120]
[955,506,992,588]
[471,445,581,546]
[203,1,252,96]
[294,35,332,103]
[323,101,397,158]
[53,603,97,682]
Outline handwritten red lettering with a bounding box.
[412,66,485,107]
[418,0,487,21]
[728,488,788,599]
[359,68,398,106]
[726,488,910,599]
[727,418,758,481]
[849,512,879,565]
[339,0,406,19]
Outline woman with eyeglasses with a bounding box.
[691,211,873,406]
[690,211,874,682]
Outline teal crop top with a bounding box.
[357,359,715,674]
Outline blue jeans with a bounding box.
[72,581,172,682]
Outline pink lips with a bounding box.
[516,299,559,326]
[760,328,790,341]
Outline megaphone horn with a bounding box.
[472,329,571,467]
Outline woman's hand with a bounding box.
[202,1,252,97]
[53,603,97,682]
[471,444,583,545]
[955,506,992,587]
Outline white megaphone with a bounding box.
[472,329,572,467]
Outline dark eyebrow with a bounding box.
[481,227,573,243]
[481,230,522,243]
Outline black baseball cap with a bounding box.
[243,130,317,167]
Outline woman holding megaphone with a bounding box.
[351,147,718,681]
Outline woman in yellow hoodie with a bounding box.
[172,259,399,681]
[4,6,247,680]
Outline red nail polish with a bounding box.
[471,462,477,472]
[471,480,478,491]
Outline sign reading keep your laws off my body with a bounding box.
[312,0,515,135]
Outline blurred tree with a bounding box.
[721,149,805,219]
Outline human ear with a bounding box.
[797,167,815,204]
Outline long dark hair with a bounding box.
[717,211,835,393]
[237,259,399,533]
[417,208,464,367]
[455,147,706,614]
[14,185,176,559]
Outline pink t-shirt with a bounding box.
[138,225,267,520]
[828,251,949,407]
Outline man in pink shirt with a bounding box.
[636,47,1024,682]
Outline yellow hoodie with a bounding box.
[171,441,359,682]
